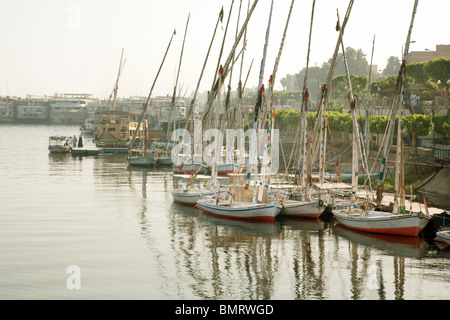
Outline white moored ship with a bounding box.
[49,94,90,124]
[0,96,16,123]
[16,96,50,123]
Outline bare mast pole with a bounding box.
[311,0,354,171]
[376,0,419,206]
[365,35,375,162]
[293,0,315,195]
[128,29,176,153]
[185,7,223,134]
[206,0,234,131]
[394,0,419,214]
[243,0,273,200]
[250,0,274,204]
[258,0,295,203]
[107,48,126,111]
[234,0,249,130]
[226,0,242,130]
[166,14,190,144]
[337,8,370,196]
[201,0,259,126]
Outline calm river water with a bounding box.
[0,124,449,300]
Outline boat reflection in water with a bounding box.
[279,216,330,233]
[122,166,449,300]
[435,243,450,259]
[167,202,282,299]
[334,224,429,259]
[195,205,283,238]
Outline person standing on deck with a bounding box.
[410,92,416,108]
[78,135,83,148]
[73,135,77,148]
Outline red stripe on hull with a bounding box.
[218,170,241,175]
[196,205,276,223]
[175,170,205,174]
[339,224,424,237]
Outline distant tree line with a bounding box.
[279,47,403,99]
[269,108,450,147]
[277,46,450,102]
[406,58,450,93]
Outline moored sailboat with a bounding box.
[196,0,283,223]
[333,209,430,237]
[277,0,327,219]
[171,188,214,206]
[332,0,431,237]
[435,228,450,246]
[196,198,282,222]
[196,185,282,222]
[280,199,325,219]
[127,29,176,167]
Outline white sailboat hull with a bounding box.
[171,188,214,206]
[280,200,326,219]
[196,199,281,222]
[332,209,430,237]
[435,229,450,246]
[128,154,156,166]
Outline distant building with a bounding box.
[407,44,450,64]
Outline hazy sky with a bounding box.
[0,0,448,99]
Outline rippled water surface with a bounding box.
[0,124,449,300]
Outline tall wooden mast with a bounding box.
[128,29,176,153]
[243,0,273,200]
[166,14,190,143]
[376,0,419,206]
[258,0,295,203]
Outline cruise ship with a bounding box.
[0,96,16,123]
[49,93,91,124]
[16,96,50,123]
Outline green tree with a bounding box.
[371,75,398,98]
[280,77,288,90]
[294,66,327,100]
[423,58,450,88]
[407,62,429,84]
[432,115,450,135]
[292,46,373,98]
[274,109,300,126]
[369,116,388,135]
[382,56,401,77]
[327,47,370,77]
[325,111,352,144]
[331,74,369,99]
[326,101,343,112]
[443,122,450,138]
[331,75,348,99]
[403,114,434,151]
